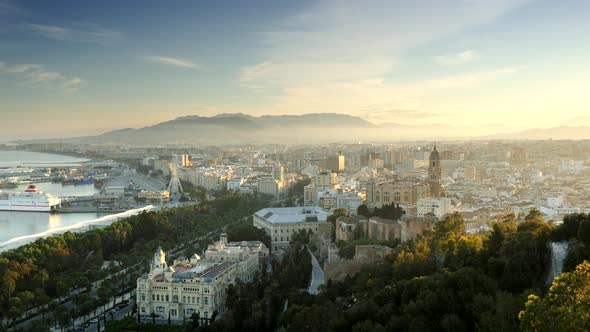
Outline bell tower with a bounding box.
[428,145,443,197]
[149,247,167,276]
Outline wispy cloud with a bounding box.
[0,0,23,16]
[63,77,84,94]
[23,22,120,45]
[434,50,479,65]
[238,0,530,118]
[0,61,83,93]
[145,56,199,69]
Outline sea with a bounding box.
[0,150,151,252]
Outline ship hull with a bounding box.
[0,188,61,213]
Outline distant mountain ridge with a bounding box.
[17,113,590,145]
[74,113,379,144]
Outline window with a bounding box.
[183,296,186,303]
[204,311,208,318]
[156,294,160,301]
[141,307,146,313]
[197,297,200,304]
[152,294,155,301]
[204,297,208,305]
[141,294,146,301]
[166,295,169,301]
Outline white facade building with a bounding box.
[417,197,452,218]
[253,207,330,252]
[136,235,266,322]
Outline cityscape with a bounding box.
[2,1,590,331]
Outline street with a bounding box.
[307,248,324,295]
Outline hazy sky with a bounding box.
[2,0,590,139]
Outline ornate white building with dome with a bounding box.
[136,233,268,322]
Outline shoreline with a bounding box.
[0,205,154,252]
[0,149,92,168]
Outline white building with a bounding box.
[226,178,245,192]
[316,189,337,210]
[304,183,317,206]
[136,249,235,321]
[312,171,337,189]
[417,197,452,218]
[136,235,266,322]
[204,233,268,281]
[546,195,564,208]
[257,175,284,200]
[253,207,330,253]
[336,192,364,213]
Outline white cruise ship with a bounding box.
[0,185,62,212]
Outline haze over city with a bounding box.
[5,1,590,331]
[3,0,590,140]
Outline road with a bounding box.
[81,298,135,332]
[307,248,324,295]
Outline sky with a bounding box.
[2,0,590,140]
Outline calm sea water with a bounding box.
[0,150,89,167]
[0,150,107,245]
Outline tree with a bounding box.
[519,260,590,331]
[357,204,370,218]
[8,297,23,323]
[19,290,35,317]
[97,282,113,314]
[210,310,218,323]
[2,269,18,300]
[578,219,590,246]
[525,209,544,222]
[55,306,71,332]
[190,312,200,328]
[150,311,157,324]
[34,288,50,319]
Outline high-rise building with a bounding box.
[325,152,345,172]
[313,171,337,189]
[272,166,285,182]
[428,145,443,197]
[172,154,190,167]
[257,175,283,200]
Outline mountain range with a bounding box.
[18,113,590,144]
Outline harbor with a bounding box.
[0,150,167,251]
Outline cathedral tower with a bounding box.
[428,145,443,197]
